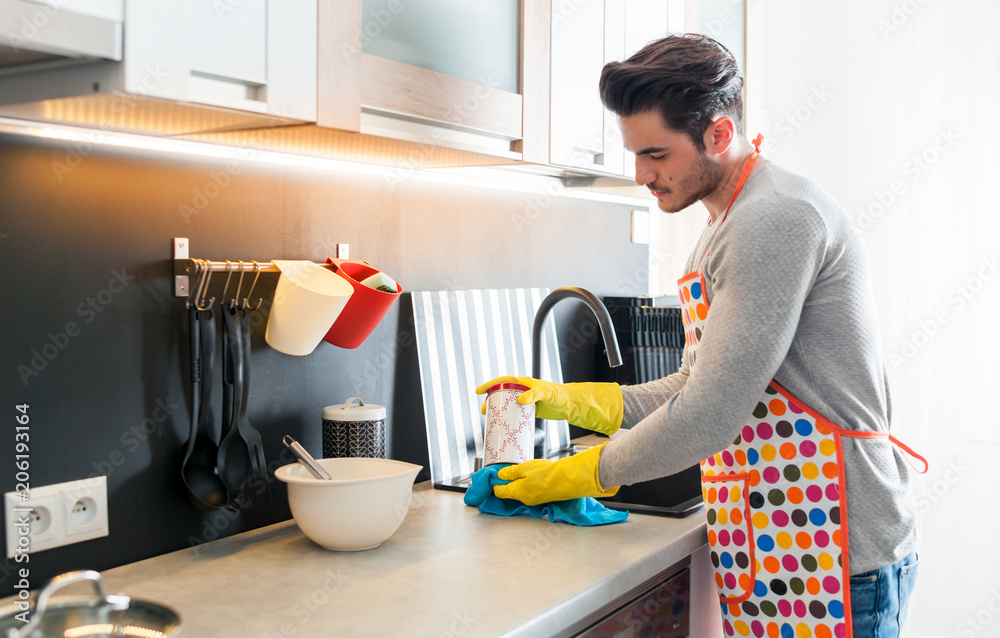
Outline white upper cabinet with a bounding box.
[186,0,316,121]
[698,0,746,77]
[0,0,745,179]
[0,0,316,134]
[548,0,747,181]
[189,0,268,97]
[550,0,612,172]
[0,0,123,64]
[619,1,688,181]
[549,0,677,178]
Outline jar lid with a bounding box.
[322,397,387,422]
[486,383,530,394]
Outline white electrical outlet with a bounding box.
[61,477,108,540]
[5,491,60,558]
[5,477,109,559]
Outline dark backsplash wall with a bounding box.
[0,131,647,596]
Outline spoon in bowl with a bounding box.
[282,436,332,480]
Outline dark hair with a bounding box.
[599,34,744,151]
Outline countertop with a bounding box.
[14,483,710,637]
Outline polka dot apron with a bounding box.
[677,135,928,638]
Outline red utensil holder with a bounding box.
[322,259,401,349]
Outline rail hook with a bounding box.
[194,260,215,311]
[243,261,264,311]
[220,260,235,308]
[231,261,247,307]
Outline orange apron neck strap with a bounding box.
[720,133,765,223]
[888,434,930,474]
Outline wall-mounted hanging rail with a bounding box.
[172,237,348,301]
[173,237,399,354]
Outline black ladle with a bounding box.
[180,307,230,510]
[217,302,253,497]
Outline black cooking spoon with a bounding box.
[180,307,230,510]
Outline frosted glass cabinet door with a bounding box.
[360,0,520,94]
[320,1,536,158]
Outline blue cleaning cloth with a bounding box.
[463,464,628,526]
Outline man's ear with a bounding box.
[704,117,736,157]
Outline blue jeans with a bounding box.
[850,551,919,637]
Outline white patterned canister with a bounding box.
[483,383,535,467]
[322,397,386,459]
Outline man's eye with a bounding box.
[649,154,667,160]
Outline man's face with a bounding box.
[619,110,724,213]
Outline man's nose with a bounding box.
[634,158,653,186]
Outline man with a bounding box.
[477,34,924,637]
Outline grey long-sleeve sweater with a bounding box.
[598,161,919,574]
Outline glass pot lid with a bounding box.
[0,570,181,638]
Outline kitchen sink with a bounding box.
[434,436,704,518]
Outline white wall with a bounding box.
[750,2,1000,636]
[649,1,1000,635]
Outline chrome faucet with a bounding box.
[531,286,623,455]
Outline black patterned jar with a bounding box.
[322,397,387,459]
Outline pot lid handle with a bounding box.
[343,397,365,408]
[9,570,130,638]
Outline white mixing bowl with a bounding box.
[275,457,422,551]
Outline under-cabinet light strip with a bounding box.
[0,116,654,207]
[0,116,388,176]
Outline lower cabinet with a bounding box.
[576,561,691,637]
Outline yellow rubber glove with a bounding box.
[475,376,623,435]
[493,443,619,505]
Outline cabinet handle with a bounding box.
[572,147,605,167]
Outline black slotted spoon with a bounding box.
[238,305,271,508]
[217,301,252,501]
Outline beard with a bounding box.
[649,150,725,213]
